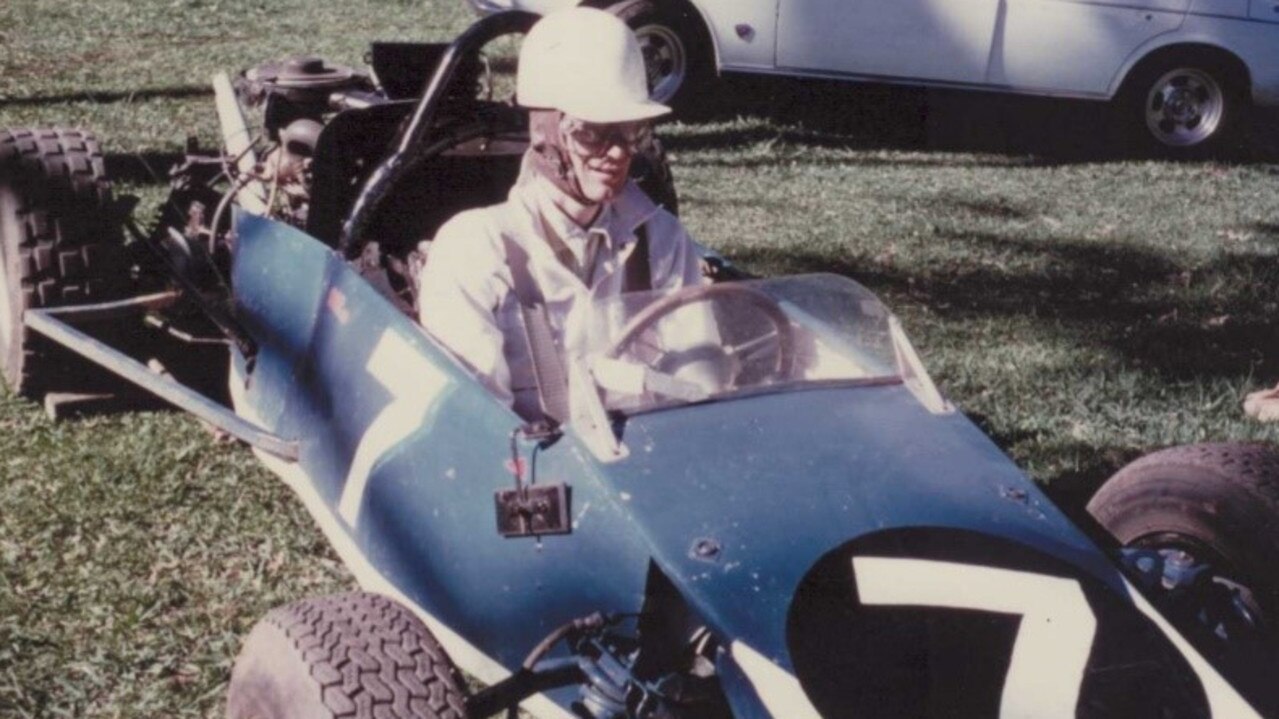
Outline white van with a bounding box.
[471,0,1279,154]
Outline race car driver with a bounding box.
[417,7,706,421]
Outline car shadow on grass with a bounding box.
[0,85,211,107]
[671,74,1279,165]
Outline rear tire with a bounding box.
[0,127,127,398]
[226,592,469,719]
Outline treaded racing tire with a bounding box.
[1088,443,1279,713]
[0,127,126,398]
[226,592,470,719]
[1088,442,1279,620]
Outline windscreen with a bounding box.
[582,273,901,413]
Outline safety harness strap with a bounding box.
[499,220,650,424]
[624,223,651,294]
[501,234,570,424]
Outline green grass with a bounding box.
[3,0,1279,716]
[0,397,349,716]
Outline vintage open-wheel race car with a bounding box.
[4,11,1279,719]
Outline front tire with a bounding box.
[1088,443,1279,706]
[1117,51,1248,157]
[227,592,469,719]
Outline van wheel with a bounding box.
[1118,51,1247,157]
[606,0,712,113]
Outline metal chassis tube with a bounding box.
[23,292,299,462]
[465,659,583,718]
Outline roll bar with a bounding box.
[338,10,539,259]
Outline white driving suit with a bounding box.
[418,171,705,419]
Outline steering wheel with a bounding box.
[604,283,796,392]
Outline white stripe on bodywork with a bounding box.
[854,556,1095,719]
[230,363,575,719]
[338,330,450,526]
[731,641,824,719]
[1123,577,1262,719]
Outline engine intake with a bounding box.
[238,56,371,139]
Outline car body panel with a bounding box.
[776,0,1003,85]
[993,1,1186,96]
[1183,0,1279,22]
[1192,0,1250,16]
[1250,0,1279,21]
[1099,12,1279,103]
[225,210,1265,718]
[601,384,1125,663]
[689,0,777,70]
[1180,13,1279,103]
[233,214,694,713]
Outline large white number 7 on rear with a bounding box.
[338,330,449,528]
[853,557,1097,719]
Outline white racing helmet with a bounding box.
[517,6,671,124]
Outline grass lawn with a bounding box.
[2,0,1278,716]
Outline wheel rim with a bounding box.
[634,23,687,105]
[1144,67,1225,148]
[1129,533,1269,646]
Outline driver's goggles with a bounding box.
[562,119,653,157]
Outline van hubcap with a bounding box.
[635,24,686,105]
[1145,68,1224,147]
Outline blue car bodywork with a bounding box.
[225,212,1260,718]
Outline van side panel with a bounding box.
[1179,14,1279,103]
[693,0,779,70]
[992,0,1185,96]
